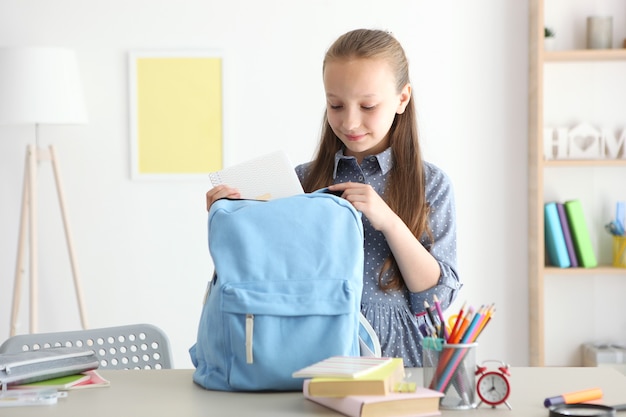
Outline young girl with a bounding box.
[206,29,460,367]
[296,28,460,367]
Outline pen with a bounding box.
[543,388,603,407]
[423,301,441,337]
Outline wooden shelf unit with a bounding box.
[528,0,626,367]
[545,49,626,62]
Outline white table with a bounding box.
[5,367,626,416]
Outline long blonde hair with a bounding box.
[302,29,432,291]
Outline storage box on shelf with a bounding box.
[582,342,626,375]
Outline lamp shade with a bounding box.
[0,47,87,125]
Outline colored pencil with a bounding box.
[426,303,495,394]
[474,304,494,338]
[435,305,492,392]
[428,307,474,390]
[433,295,449,340]
[447,301,467,343]
[451,307,474,343]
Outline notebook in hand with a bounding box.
[208,150,304,200]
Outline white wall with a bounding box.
[0,0,529,368]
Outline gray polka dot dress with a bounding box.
[295,147,461,367]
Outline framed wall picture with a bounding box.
[128,50,223,179]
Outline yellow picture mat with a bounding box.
[130,51,223,177]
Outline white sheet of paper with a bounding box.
[209,150,304,200]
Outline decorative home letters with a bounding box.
[603,127,626,159]
[568,123,602,159]
[543,123,626,160]
[543,127,568,160]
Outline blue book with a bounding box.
[545,202,571,267]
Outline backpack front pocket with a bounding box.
[220,279,360,391]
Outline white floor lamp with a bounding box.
[0,47,89,336]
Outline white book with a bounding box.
[292,356,393,379]
[208,150,304,200]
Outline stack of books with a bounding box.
[545,199,597,268]
[293,356,443,417]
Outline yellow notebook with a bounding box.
[305,357,406,397]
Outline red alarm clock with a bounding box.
[475,360,512,410]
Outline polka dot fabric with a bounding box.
[296,148,461,367]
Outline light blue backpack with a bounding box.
[190,191,380,391]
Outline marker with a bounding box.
[543,388,603,407]
[415,312,430,337]
[423,301,441,337]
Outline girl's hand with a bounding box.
[206,185,240,211]
[330,182,441,292]
[328,182,397,232]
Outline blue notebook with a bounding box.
[545,202,571,268]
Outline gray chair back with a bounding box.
[0,323,172,370]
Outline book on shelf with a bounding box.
[544,202,571,267]
[303,379,442,417]
[565,199,598,268]
[556,202,579,267]
[292,356,393,379]
[303,357,406,397]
